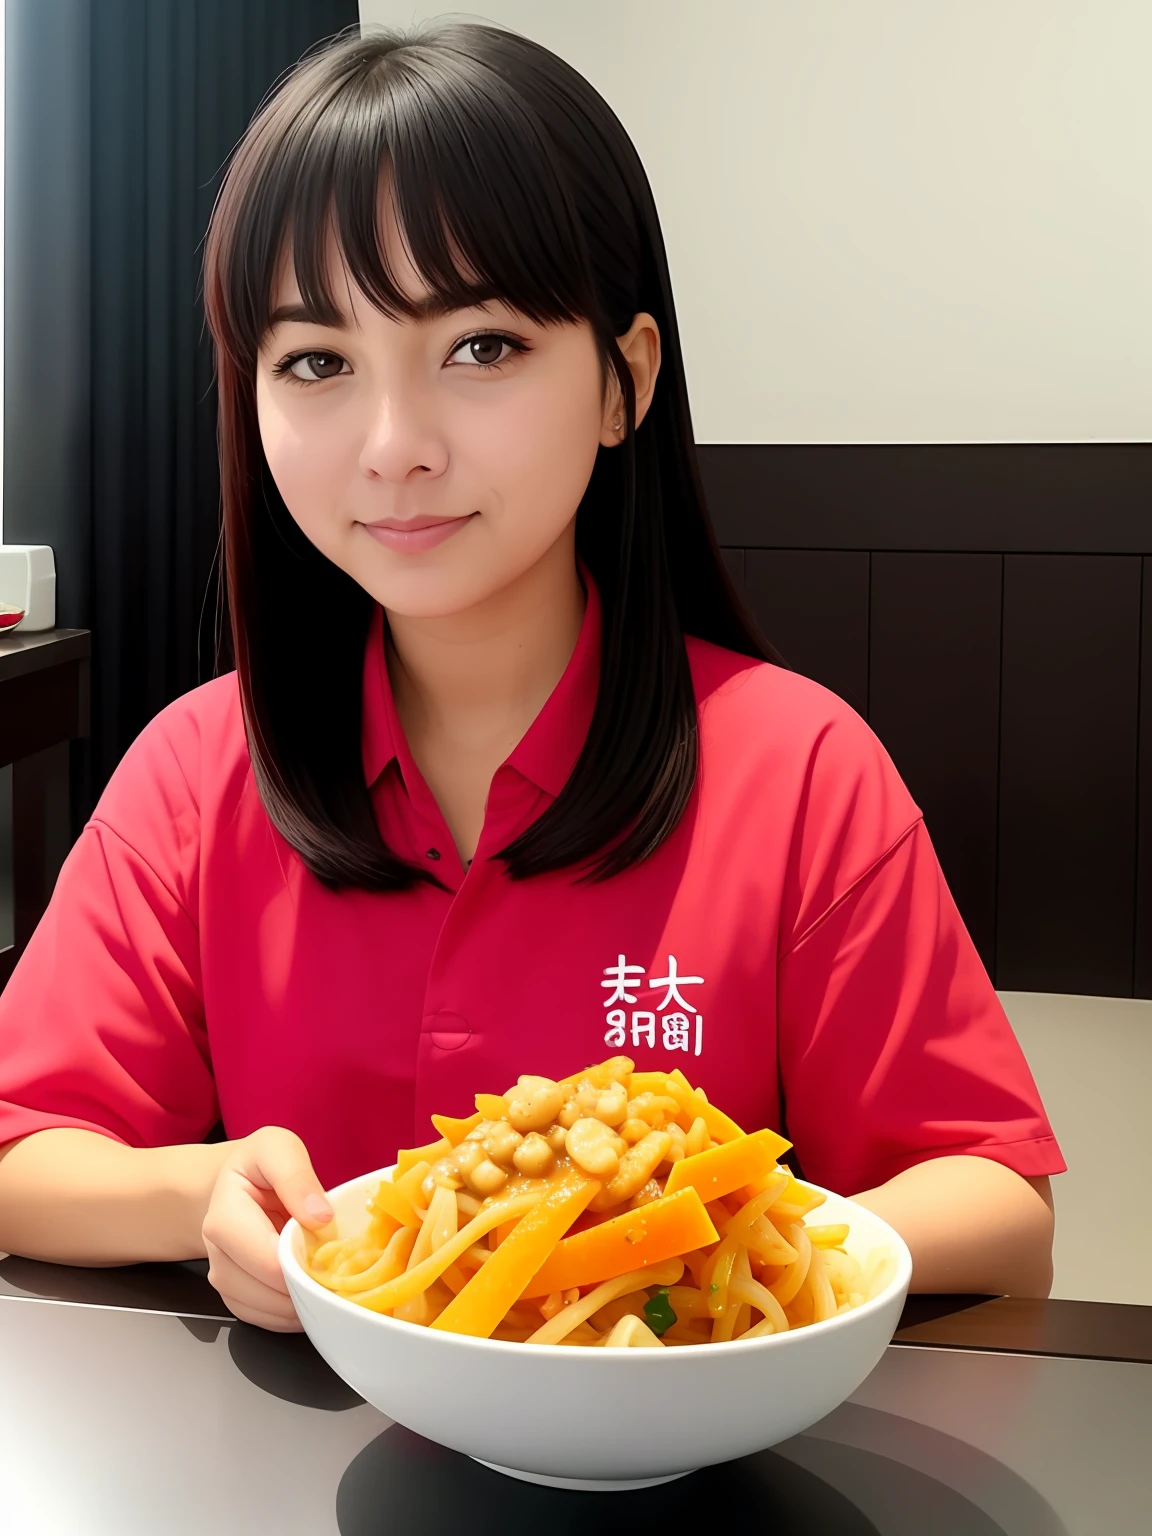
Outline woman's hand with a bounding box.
[202,1126,334,1331]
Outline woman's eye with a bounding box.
[450,333,520,369]
[281,351,349,382]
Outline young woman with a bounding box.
[0,23,1061,1332]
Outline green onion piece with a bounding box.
[643,1287,677,1338]
[709,1282,720,1294]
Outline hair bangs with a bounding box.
[218,35,603,367]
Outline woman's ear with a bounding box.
[599,312,662,446]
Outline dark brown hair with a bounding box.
[203,22,778,891]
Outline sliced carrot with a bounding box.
[392,1160,434,1209]
[628,1071,676,1093]
[742,1165,798,1198]
[520,1186,718,1298]
[626,1070,747,1141]
[395,1137,451,1176]
[368,1175,425,1231]
[364,1205,403,1249]
[704,1199,734,1232]
[439,1262,472,1295]
[353,1191,540,1314]
[805,1223,850,1249]
[566,1205,627,1238]
[626,1071,688,1116]
[666,1069,750,1143]
[749,1169,825,1218]
[431,1174,600,1338]
[431,1111,483,1146]
[474,1093,508,1120]
[772,1187,827,1221]
[663,1127,790,1204]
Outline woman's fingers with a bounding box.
[235,1126,334,1230]
[203,1166,293,1295]
[225,1300,304,1334]
[206,1242,300,1325]
[201,1125,332,1334]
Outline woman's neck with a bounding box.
[383,538,585,858]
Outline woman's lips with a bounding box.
[361,513,477,553]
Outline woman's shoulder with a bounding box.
[685,634,921,826]
[89,672,250,841]
[687,634,870,746]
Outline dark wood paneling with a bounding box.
[719,546,745,589]
[997,556,1141,994]
[744,551,870,715]
[1137,560,1152,997]
[698,443,1152,553]
[869,554,1002,972]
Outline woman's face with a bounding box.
[255,202,656,620]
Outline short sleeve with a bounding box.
[0,728,217,1151]
[777,819,1066,1195]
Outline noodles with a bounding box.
[769,1223,813,1308]
[302,1057,879,1346]
[729,1269,790,1335]
[527,1259,684,1344]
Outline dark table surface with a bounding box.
[2,1253,1149,1535]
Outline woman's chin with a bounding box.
[353,561,508,623]
[351,539,575,624]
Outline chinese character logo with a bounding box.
[602,953,703,1056]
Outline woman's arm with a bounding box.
[0,1129,232,1265]
[850,1154,1055,1297]
[0,1126,336,1333]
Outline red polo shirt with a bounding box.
[0,580,1065,1193]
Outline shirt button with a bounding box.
[426,847,441,861]
[427,1010,473,1051]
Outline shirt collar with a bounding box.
[361,570,602,802]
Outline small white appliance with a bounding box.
[0,545,56,632]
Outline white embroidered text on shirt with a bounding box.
[602,954,704,1057]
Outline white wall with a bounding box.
[359,2,1151,444]
[1001,992,1152,1306]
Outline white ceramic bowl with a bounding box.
[280,1165,912,1492]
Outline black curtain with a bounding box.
[4,0,361,828]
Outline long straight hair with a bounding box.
[203,22,780,891]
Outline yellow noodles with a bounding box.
[303,1057,878,1346]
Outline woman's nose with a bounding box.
[358,393,449,483]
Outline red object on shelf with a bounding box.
[0,604,26,631]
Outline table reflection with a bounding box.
[334,1418,1024,1535]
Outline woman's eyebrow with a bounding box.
[267,292,500,331]
[268,301,346,329]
